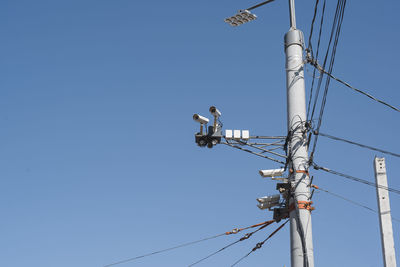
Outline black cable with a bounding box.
[188,222,272,266]
[307,0,326,119]
[293,195,310,267]
[247,0,275,11]
[310,0,346,160]
[314,186,400,223]
[309,62,400,113]
[315,0,346,129]
[230,220,289,267]
[317,132,400,158]
[307,0,320,54]
[313,163,400,195]
[309,0,340,124]
[103,233,225,267]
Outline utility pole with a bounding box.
[195,1,316,266]
[374,157,397,267]
[285,0,314,266]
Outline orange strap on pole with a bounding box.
[288,169,310,176]
[289,200,315,212]
[296,170,310,176]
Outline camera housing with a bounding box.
[259,168,285,178]
[209,106,221,118]
[193,114,209,124]
[256,194,281,210]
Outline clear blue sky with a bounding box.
[1,0,399,266]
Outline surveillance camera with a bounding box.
[256,194,280,210]
[259,168,285,178]
[256,194,280,204]
[193,114,209,124]
[209,106,221,118]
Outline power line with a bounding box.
[317,132,400,158]
[312,185,400,223]
[104,221,273,267]
[103,234,224,267]
[231,220,289,267]
[307,0,326,120]
[310,0,347,161]
[308,0,332,124]
[188,220,275,266]
[309,61,400,113]
[307,0,319,52]
[313,163,400,195]
[315,0,346,129]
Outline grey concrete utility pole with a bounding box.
[374,157,397,267]
[285,0,314,266]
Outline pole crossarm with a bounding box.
[249,135,286,139]
[221,141,286,165]
[235,140,287,159]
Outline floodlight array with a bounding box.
[224,10,257,27]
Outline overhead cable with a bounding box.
[309,0,342,124]
[307,0,326,119]
[312,185,400,223]
[310,0,347,161]
[309,61,400,113]
[104,220,273,267]
[307,0,319,52]
[317,132,400,158]
[313,164,400,195]
[189,220,275,266]
[231,220,289,266]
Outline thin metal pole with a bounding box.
[289,0,297,29]
[285,0,314,266]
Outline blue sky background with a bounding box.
[1,0,399,266]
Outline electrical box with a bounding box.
[225,129,233,139]
[242,130,250,140]
[234,130,241,140]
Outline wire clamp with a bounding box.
[226,228,240,235]
[240,233,251,241]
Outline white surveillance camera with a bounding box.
[209,106,221,118]
[193,114,209,124]
[256,194,280,204]
[259,168,285,178]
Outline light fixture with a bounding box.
[224,10,257,27]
